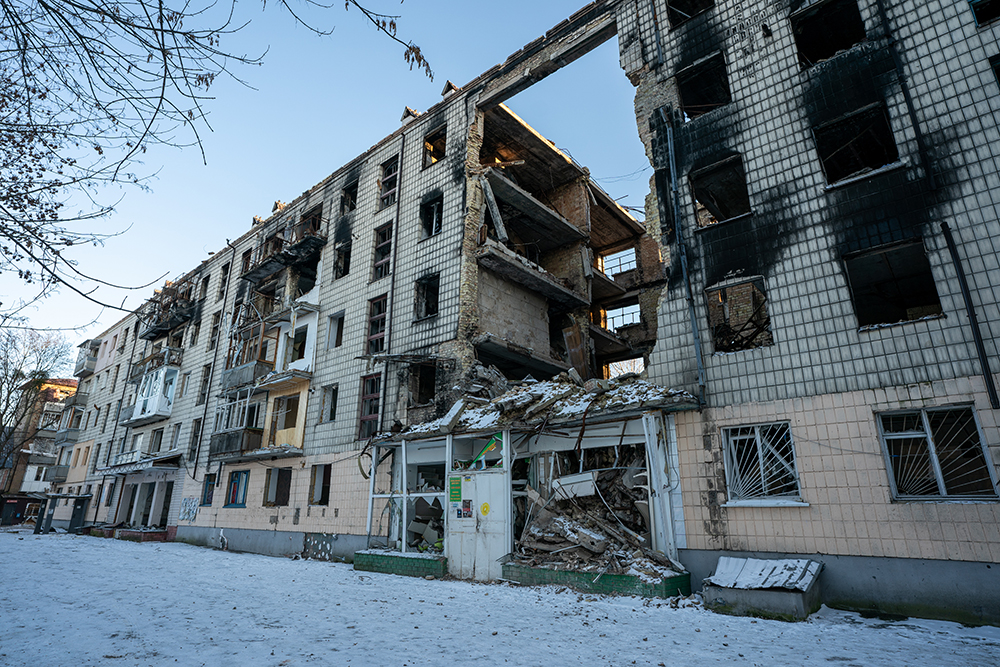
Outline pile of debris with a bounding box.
[511,453,683,582]
[406,497,444,553]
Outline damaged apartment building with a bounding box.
[39,0,1000,625]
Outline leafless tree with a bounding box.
[0,328,74,479]
[0,0,429,320]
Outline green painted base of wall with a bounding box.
[502,564,691,598]
[353,552,448,579]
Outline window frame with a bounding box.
[423,126,447,169]
[876,406,999,501]
[420,195,444,239]
[843,238,942,329]
[224,470,250,508]
[366,295,388,354]
[321,384,339,423]
[372,222,393,281]
[813,102,900,185]
[201,473,217,506]
[721,422,805,505]
[328,312,345,350]
[309,464,332,506]
[378,156,400,210]
[263,467,292,507]
[414,273,440,321]
[359,374,382,440]
[341,180,359,215]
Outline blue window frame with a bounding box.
[201,473,216,506]
[224,470,249,507]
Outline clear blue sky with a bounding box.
[12,0,650,335]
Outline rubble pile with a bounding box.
[512,449,683,581]
[407,497,444,552]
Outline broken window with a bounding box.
[224,470,249,507]
[275,395,300,430]
[263,467,292,507]
[217,263,230,302]
[677,52,731,121]
[991,54,1000,86]
[970,0,1000,25]
[372,223,392,281]
[414,273,440,320]
[341,181,358,215]
[300,205,323,237]
[150,428,164,453]
[722,422,801,502]
[201,473,216,506]
[690,155,751,227]
[878,407,999,499]
[359,374,382,439]
[328,312,345,349]
[199,275,210,300]
[420,196,443,239]
[424,126,447,168]
[170,423,182,450]
[189,322,200,347]
[410,364,437,406]
[309,464,332,505]
[706,278,773,352]
[209,312,221,351]
[598,247,636,276]
[196,365,211,405]
[322,385,339,422]
[601,302,640,331]
[790,0,866,68]
[241,249,253,274]
[290,326,308,362]
[666,0,714,27]
[105,480,116,506]
[379,156,399,210]
[813,103,899,183]
[366,295,387,354]
[843,240,942,327]
[334,241,352,279]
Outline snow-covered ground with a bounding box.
[2,529,998,667]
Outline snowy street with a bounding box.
[1,531,998,667]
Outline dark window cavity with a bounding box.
[843,240,942,327]
[991,54,1000,86]
[424,126,447,168]
[341,181,359,215]
[677,53,731,121]
[323,384,339,422]
[310,464,332,505]
[790,0,866,68]
[359,374,382,439]
[379,156,399,210]
[421,196,444,239]
[970,0,1000,25]
[367,295,388,354]
[878,408,998,499]
[706,278,773,352]
[263,467,292,507]
[276,395,299,430]
[415,274,440,320]
[666,0,714,27]
[201,473,216,506]
[217,263,230,302]
[291,326,308,361]
[373,223,392,281]
[813,104,899,183]
[690,155,751,227]
[410,364,437,406]
[335,241,352,279]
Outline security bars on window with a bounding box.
[722,422,801,501]
[877,407,998,499]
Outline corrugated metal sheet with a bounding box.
[705,556,822,592]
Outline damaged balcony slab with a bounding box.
[208,443,303,465]
[588,183,647,250]
[96,451,182,476]
[483,169,586,251]
[241,234,326,285]
[481,106,585,192]
[591,270,628,301]
[588,323,634,358]
[476,241,588,310]
[219,360,275,395]
[255,369,313,392]
[209,428,264,460]
[265,300,320,325]
[474,333,569,380]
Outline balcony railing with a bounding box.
[128,347,183,384]
[113,450,142,466]
[54,428,80,445]
[43,465,69,483]
[209,429,264,459]
[220,360,274,393]
[63,393,89,409]
[74,353,97,378]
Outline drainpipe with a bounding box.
[873,0,935,191]
[940,223,999,409]
[660,107,707,407]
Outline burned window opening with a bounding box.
[359,374,382,439]
[843,239,942,328]
[596,300,640,331]
[677,53,731,121]
[666,0,714,27]
[814,104,900,184]
[423,126,447,168]
[300,205,323,237]
[970,0,1000,25]
[379,156,399,210]
[409,363,437,406]
[421,196,444,239]
[341,181,359,215]
[991,54,1000,86]
[334,241,352,279]
[263,467,292,507]
[690,155,751,227]
[790,0,867,68]
[310,464,332,505]
[415,273,440,320]
[367,295,388,354]
[372,223,393,281]
[706,278,773,352]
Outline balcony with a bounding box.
[209,429,264,460]
[241,227,327,286]
[74,353,97,378]
[220,360,274,394]
[114,450,143,466]
[128,347,183,384]
[476,240,588,310]
[63,393,89,409]
[43,465,69,483]
[53,428,80,446]
[137,283,197,341]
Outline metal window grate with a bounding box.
[879,408,998,499]
[723,422,800,501]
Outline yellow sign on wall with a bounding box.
[480,502,490,516]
